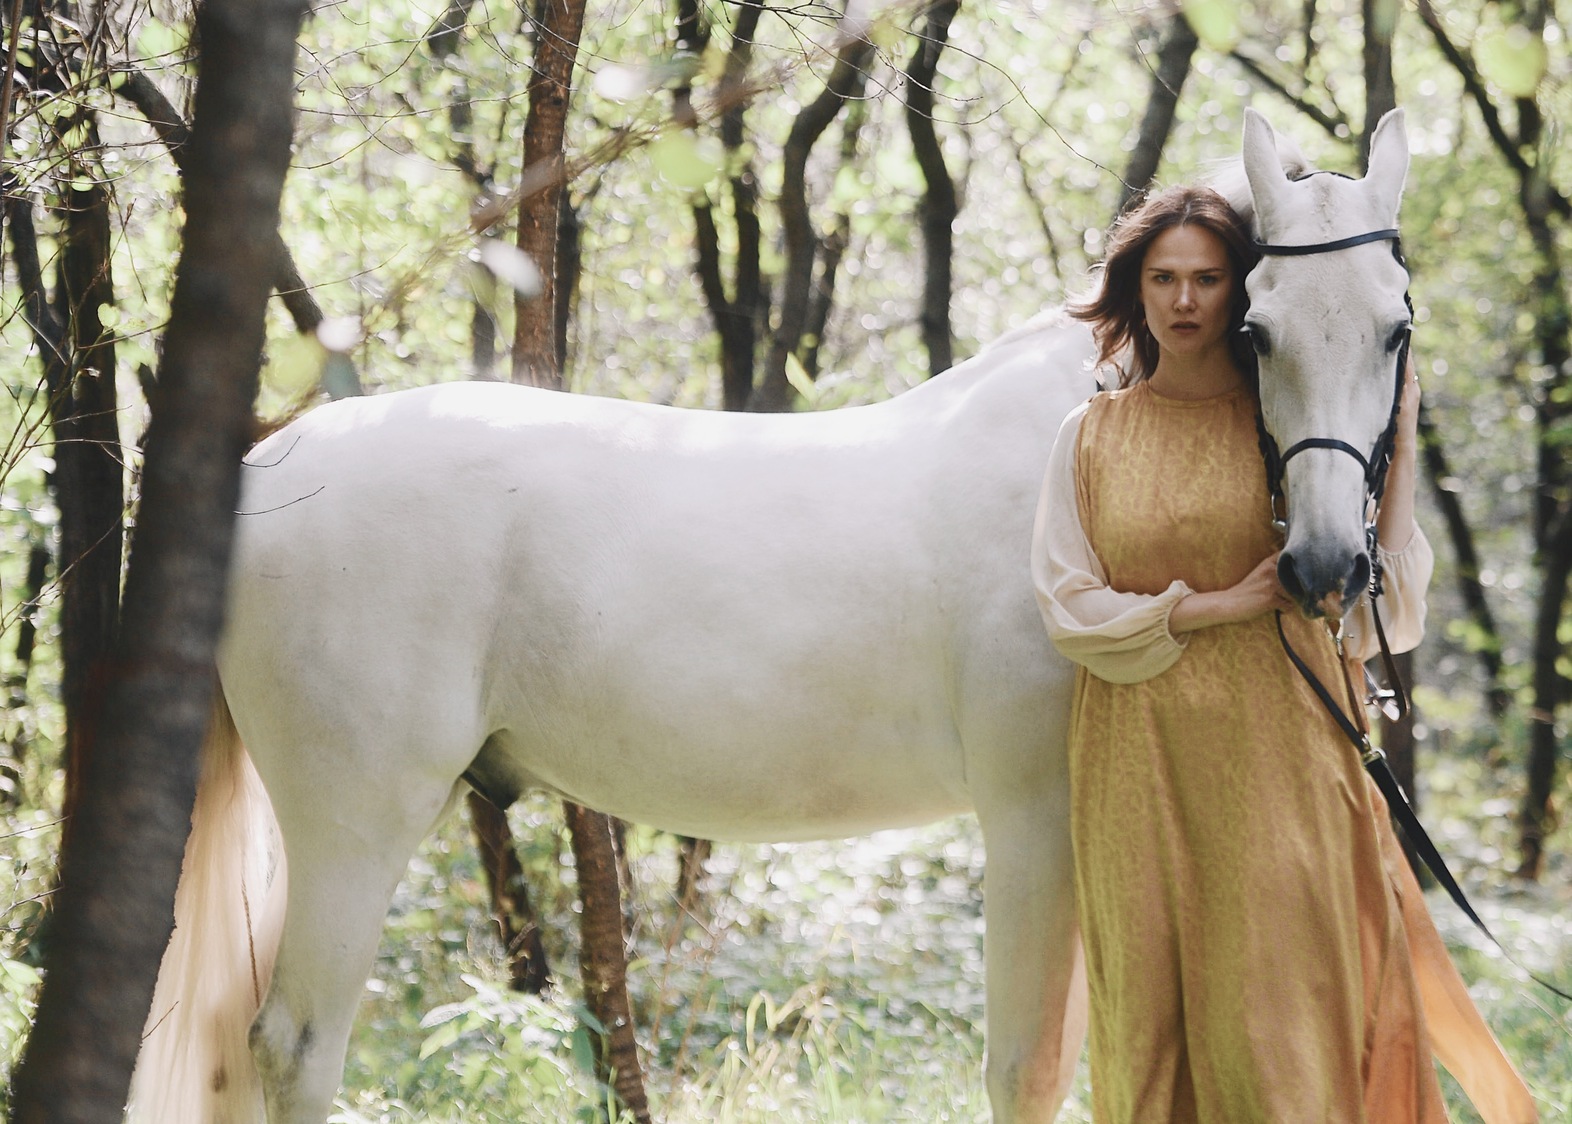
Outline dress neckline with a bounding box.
[1136,379,1248,407]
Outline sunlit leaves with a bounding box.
[1181,0,1241,52]
[649,129,725,190]
[1475,26,1548,99]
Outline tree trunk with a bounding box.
[1118,13,1198,215]
[1415,407,1508,717]
[753,27,875,412]
[1518,170,1571,879]
[510,0,588,387]
[904,0,960,377]
[9,0,305,1111]
[565,802,651,1123]
[1360,0,1398,155]
[52,149,125,830]
[3,115,125,836]
[1517,89,1571,878]
[467,792,552,994]
[676,836,711,915]
[690,0,765,411]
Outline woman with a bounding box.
[1030,185,1533,1122]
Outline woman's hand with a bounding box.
[1169,551,1296,633]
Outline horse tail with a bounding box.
[128,689,287,1123]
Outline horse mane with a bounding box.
[1206,127,1313,228]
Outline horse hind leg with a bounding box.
[249,773,465,1123]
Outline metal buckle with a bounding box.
[1365,667,1402,722]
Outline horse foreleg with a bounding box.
[977,800,1087,1123]
[250,780,463,1124]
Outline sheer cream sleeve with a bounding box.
[1030,402,1194,685]
[1342,524,1434,661]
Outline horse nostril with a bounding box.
[1345,551,1372,601]
[1278,551,1308,604]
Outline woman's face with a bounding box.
[1139,223,1236,364]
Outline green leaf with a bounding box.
[418,1017,462,1060]
[1475,26,1547,99]
[262,332,326,395]
[785,352,817,405]
[1182,0,1241,51]
[650,130,724,190]
[568,1024,597,1075]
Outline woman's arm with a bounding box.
[1169,551,1296,633]
[1031,404,1194,684]
[1346,353,1433,658]
[1376,353,1421,552]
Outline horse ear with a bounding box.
[1241,108,1292,229]
[1364,108,1409,220]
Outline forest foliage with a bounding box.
[2,0,1572,1116]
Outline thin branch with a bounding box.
[114,64,327,331]
[1228,45,1348,139]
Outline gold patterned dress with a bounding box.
[1031,380,1455,1123]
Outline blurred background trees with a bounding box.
[1,0,1570,1115]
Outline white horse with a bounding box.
[131,109,1417,1123]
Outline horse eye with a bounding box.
[1386,324,1411,352]
[1241,322,1271,357]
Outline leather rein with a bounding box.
[1252,209,1571,1001]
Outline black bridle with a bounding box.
[1250,225,1413,539]
[1249,203,1571,1002]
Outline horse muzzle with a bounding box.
[1278,544,1370,620]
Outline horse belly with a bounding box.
[488,691,973,842]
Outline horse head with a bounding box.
[1239,107,1412,618]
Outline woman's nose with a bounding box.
[1175,282,1197,309]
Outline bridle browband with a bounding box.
[1249,189,1572,1002]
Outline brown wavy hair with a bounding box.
[1070,185,1259,388]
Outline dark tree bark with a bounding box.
[1118,13,1198,215]
[905,0,960,376]
[1415,407,1508,717]
[510,0,588,387]
[2,539,50,799]
[3,118,124,837]
[753,28,875,412]
[800,95,866,380]
[1360,0,1397,156]
[565,801,651,1123]
[1519,188,1572,878]
[690,0,766,411]
[52,148,125,830]
[468,792,552,994]
[675,836,712,914]
[8,0,306,1112]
